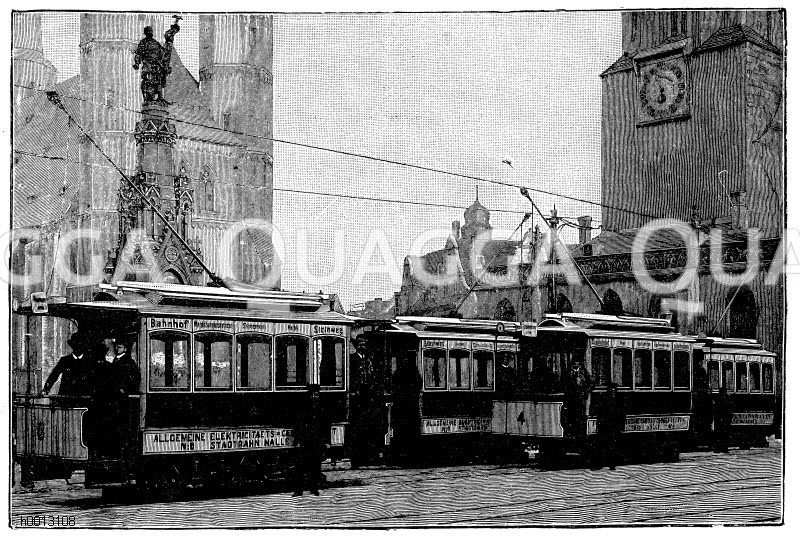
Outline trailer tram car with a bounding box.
[14,281,352,492]
[493,313,699,464]
[692,336,776,449]
[353,317,520,464]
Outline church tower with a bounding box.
[600,10,784,236]
[12,12,57,105]
[198,14,275,285]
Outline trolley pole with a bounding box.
[546,206,560,314]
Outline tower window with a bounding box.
[670,11,687,36]
[631,12,638,42]
[200,166,216,212]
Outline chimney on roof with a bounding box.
[577,216,593,245]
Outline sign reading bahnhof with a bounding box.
[143,428,294,454]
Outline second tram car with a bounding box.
[353,317,520,464]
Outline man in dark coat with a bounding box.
[293,385,329,496]
[713,386,733,453]
[109,337,140,396]
[563,359,593,439]
[42,332,91,398]
[390,353,423,466]
[595,383,626,470]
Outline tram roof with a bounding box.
[695,336,774,355]
[538,312,676,332]
[18,281,352,324]
[395,316,520,333]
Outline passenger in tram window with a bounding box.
[713,386,733,453]
[593,383,626,470]
[42,332,92,397]
[293,384,329,496]
[495,353,518,400]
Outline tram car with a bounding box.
[14,281,352,492]
[692,336,776,449]
[493,312,698,464]
[352,316,520,465]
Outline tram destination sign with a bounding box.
[142,428,294,454]
[148,317,191,331]
[421,417,491,435]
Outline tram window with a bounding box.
[423,348,447,389]
[612,348,633,389]
[236,334,272,390]
[634,349,652,389]
[708,361,720,391]
[591,347,611,387]
[735,362,748,392]
[749,362,761,393]
[654,350,671,389]
[149,331,189,390]
[275,335,309,388]
[473,350,494,390]
[722,361,735,392]
[316,337,345,388]
[673,351,690,390]
[194,333,233,390]
[763,363,774,393]
[448,349,471,390]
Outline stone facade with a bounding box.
[11,13,276,394]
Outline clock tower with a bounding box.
[599,10,784,236]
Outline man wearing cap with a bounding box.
[42,332,91,397]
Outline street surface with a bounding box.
[11,447,782,527]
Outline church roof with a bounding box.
[571,227,758,258]
[165,51,244,147]
[694,24,781,55]
[601,24,781,77]
[12,75,83,229]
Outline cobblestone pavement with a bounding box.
[11,447,782,528]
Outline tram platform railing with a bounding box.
[14,396,90,461]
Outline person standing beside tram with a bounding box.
[293,384,329,496]
[713,386,733,453]
[594,383,626,470]
[563,358,593,440]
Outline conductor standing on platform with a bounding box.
[293,384,328,496]
[42,332,92,398]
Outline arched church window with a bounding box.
[163,269,184,285]
[494,298,516,322]
[200,166,215,212]
[601,289,624,316]
[728,286,758,339]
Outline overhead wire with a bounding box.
[13,82,662,222]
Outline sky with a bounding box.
[38,12,622,310]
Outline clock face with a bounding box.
[637,57,690,125]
